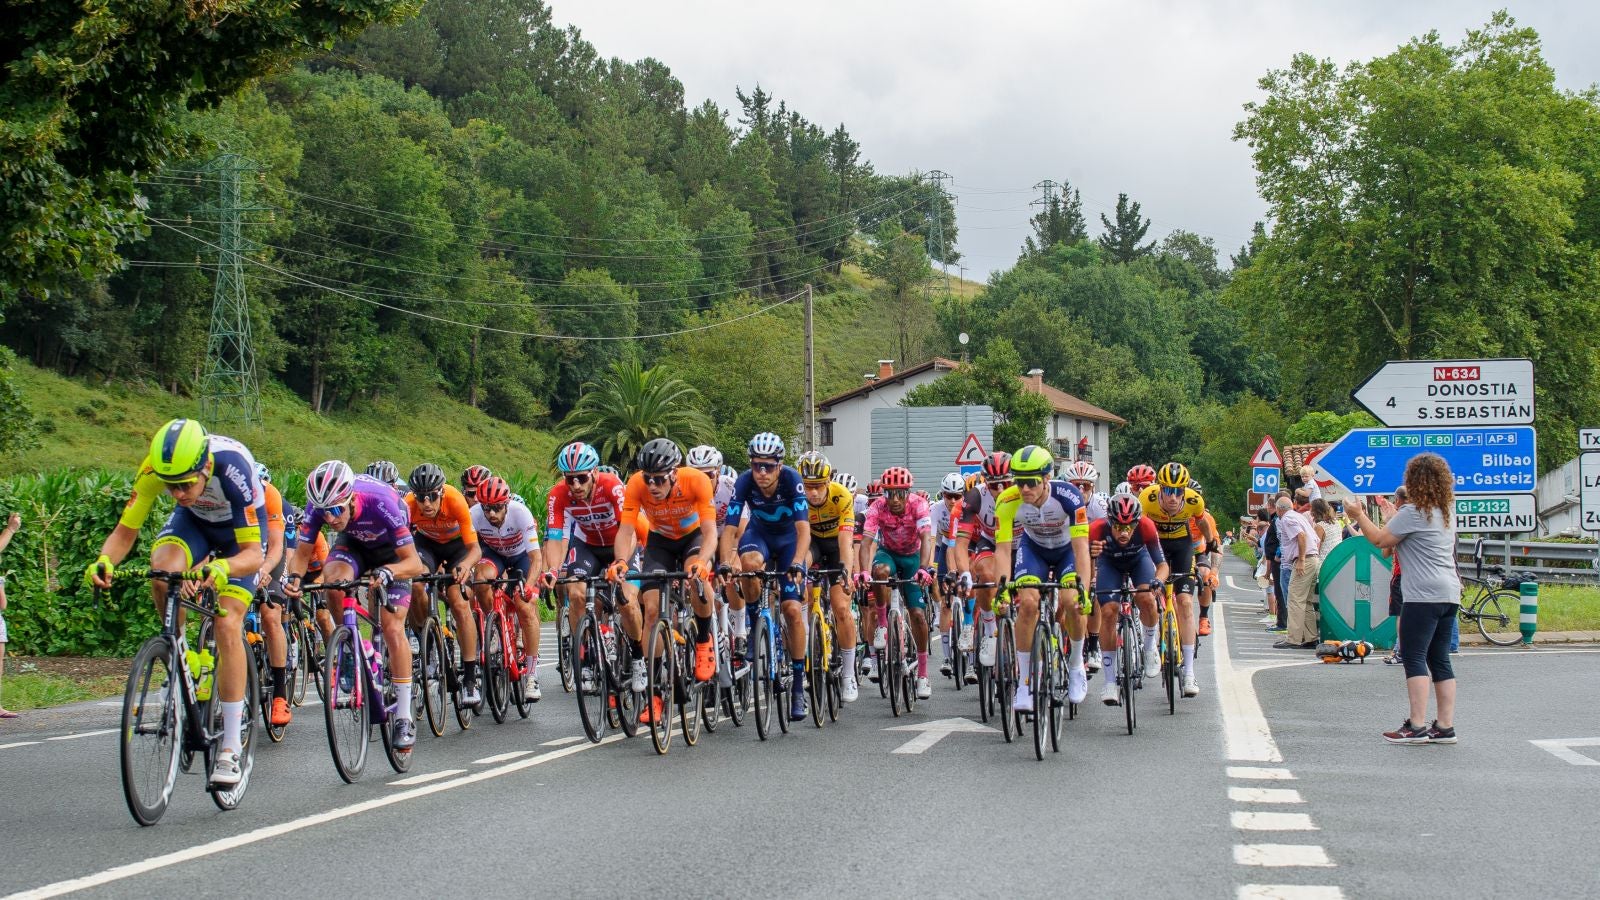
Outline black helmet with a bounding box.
[408,463,446,495]
[634,438,683,475]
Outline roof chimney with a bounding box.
[878,359,895,380]
[1025,367,1044,392]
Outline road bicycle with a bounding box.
[118,569,258,825]
[1458,538,1526,646]
[244,591,294,743]
[865,578,922,717]
[1159,578,1183,715]
[641,571,715,754]
[807,567,848,725]
[1012,578,1078,760]
[410,571,474,736]
[283,589,318,708]
[991,587,1020,743]
[553,585,575,693]
[939,574,975,692]
[303,580,412,782]
[564,575,640,743]
[465,571,536,724]
[736,568,798,740]
[1109,576,1146,736]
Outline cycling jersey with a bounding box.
[863,494,933,557]
[1138,485,1206,542]
[726,467,808,536]
[994,481,1090,549]
[262,481,286,542]
[853,492,869,521]
[471,498,539,558]
[546,472,644,546]
[622,467,715,540]
[956,483,1001,548]
[931,497,961,547]
[1089,517,1166,567]
[405,484,478,546]
[121,434,264,547]
[1190,510,1219,555]
[807,481,856,540]
[710,473,737,528]
[298,475,413,550]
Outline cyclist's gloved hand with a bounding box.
[539,570,558,589]
[716,563,734,579]
[853,571,871,587]
[200,558,230,588]
[914,567,934,587]
[372,566,395,591]
[604,560,629,584]
[785,563,806,583]
[958,571,973,592]
[280,572,303,598]
[686,558,712,581]
[84,554,115,589]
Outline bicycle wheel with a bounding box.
[1162,612,1178,716]
[511,622,534,720]
[1048,627,1064,753]
[775,613,793,736]
[952,629,967,692]
[975,617,991,723]
[647,619,675,754]
[258,639,287,744]
[724,621,746,727]
[120,638,182,826]
[378,659,411,775]
[753,617,774,740]
[569,618,604,743]
[483,611,509,724]
[307,620,328,705]
[557,607,574,693]
[887,611,904,717]
[1476,590,1523,646]
[323,626,368,783]
[421,621,448,737]
[1119,618,1138,736]
[446,629,473,732]
[678,609,705,747]
[996,618,1016,743]
[211,655,258,810]
[808,615,826,728]
[1031,625,1049,761]
[287,618,310,707]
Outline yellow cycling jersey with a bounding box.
[1138,484,1206,542]
[807,482,856,540]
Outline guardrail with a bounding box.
[1455,535,1599,585]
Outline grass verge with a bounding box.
[1,670,125,710]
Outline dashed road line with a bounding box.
[389,769,464,786]
[1238,886,1345,899]
[46,729,117,742]
[1229,786,1304,804]
[541,735,586,747]
[1232,811,1318,831]
[0,741,41,750]
[472,750,535,764]
[1233,844,1335,867]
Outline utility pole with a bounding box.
[924,170,953,272]
[1030,179,1060,246]
[198,153,267,429]
[803,283,816,451]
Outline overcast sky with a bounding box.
[550,1,1600,278]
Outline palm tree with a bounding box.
[558,358,715,468]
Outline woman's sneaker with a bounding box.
[1383,719,1431,745]
[1425,721,1457,744]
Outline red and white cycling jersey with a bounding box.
[546,472,637,546]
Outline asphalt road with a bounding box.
[2,560,1596,899]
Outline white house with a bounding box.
[814,358,1126,492]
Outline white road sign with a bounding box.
[1581,428,1600,452]
[1454,494,1536,534]
[1581,454,1600,533]
[1352,358,1534,427]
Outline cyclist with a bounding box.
[86,419,266,786]
[993,445,1092,713]
[720,432,811,722]
[610,439,719,724]
[1126,464,1157,494]
[255,463,295,728]
[1137,462,1206,698]
[933,472,966,678]
[1188,480,1221,637]
[1089,493,1169,705]
[404,463,484,706]
[797,451,859,702]
[283,461,425,750]
[951,451,1011,685]
[1062,459,1105,670]
[365,460,403,493]
[461,465,492,507]
[470,476,542,702]
[857,466,936,700]
[688,445,737,532]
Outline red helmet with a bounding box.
[1108,492,1143,526]
[981,451,1012,480]
[880,467,914,490]
[1126,464,1157,490]
[866,480,884,498]
[477,476,512,506]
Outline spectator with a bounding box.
[1377,487,1406,665]
[0,511,19,718]
[1267,496,1290,633]
[1311,499,1342,559]
[1347,454,1461,745]
[1254,510,1276,622]
[1275,496,1320,649]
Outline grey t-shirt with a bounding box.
[1386,504,1461,603]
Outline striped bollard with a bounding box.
[1519,581,1539,645]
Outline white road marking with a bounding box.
[1530,737,1600,766]
[1226,576,1240,591]
[541,735,586,747]
[1238,886,1344,899]
[46,729,116,742]
[1233,811,1319,831]
[1228,766,1296,780]
[884,717,996,754]
[1233,844,1334,867]
[1230,787,1303,803]
[0,741,41,750]
[96,701,123,707]
[2,731,625,900]
[473,750,535,764]
[1212,606,1282,762]
[389,769,464,786]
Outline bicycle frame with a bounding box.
[308,581,397,728]
[148,571,225,757]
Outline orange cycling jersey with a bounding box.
[621,467,715,541]
[263,481,286,541]
[405,484,478,545]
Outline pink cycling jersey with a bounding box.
[864,494,933,556]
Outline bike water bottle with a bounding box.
[194,648,215,701]
[601,623,617,665]
[365,636,381,682]
[286,633,299,672]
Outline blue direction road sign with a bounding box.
[1252,467,1280,494]
[1316,426,1536,496]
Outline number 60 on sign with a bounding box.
[1252,467,1279,493]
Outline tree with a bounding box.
[558,359,715,468]
[868,222,933,366]
[903,339,1052,452]
[1190,395,1289,524]
[1021,181,1087,257]
[1284,410,1379,445]
[1,0,412,301]
[1096,193,1155,263]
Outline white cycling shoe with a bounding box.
[958,624,974,652]
[1143,654,1161,680]
[841,675,859,703]
[210,749,242,786]
[979,633,996,667]
[1181,674,1200,698]
[873,627,887,650]
[1101,680,1120,706]
[1012,684,1033,712]
[915,676,932,700]
[1066,666,1087,705]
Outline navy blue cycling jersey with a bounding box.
[726,467,809,536]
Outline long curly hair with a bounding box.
[1403,453,1454,527]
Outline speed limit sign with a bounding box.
[1252,467,1280,494]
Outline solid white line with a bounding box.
[46,729,117,742]
[1212,606,1283,763]
[0,741,41,750]
[541,735,586,747]
[1233,811,1319,831]
[389,769,464,786]
[3,732,625,900]
[1238,886,1344,899]
[1230,787,1303,803]
[1226,576,1241,591]
[1228,766,1296,780]
[1233,844,1334,867]
[472,750,535,764]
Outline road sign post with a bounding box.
[1316,426,1536,496]
[1352,358,1534,427]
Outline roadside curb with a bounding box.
[1459,630,1600,646]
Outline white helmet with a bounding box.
[1114,480,1132,496]
[1065,460,1098,484]
[1093,491,1110,508]
[940,472,966,495]
[686,445,722,470]
[833,472,858,493]
[306,460,355,509]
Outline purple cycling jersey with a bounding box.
[298,475,414,549]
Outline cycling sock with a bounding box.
[271,666,287,700]
[220,700,244,754]
[695,615,713,643]
[1143,626,1159,654]
[981,610,996,625]
[791,659,805,681]
[917,652,928,678]
[394,678,413,721]
[525,654,537,671]
[1181,646,1195,677]
[464,660,479,682]
[1016,651,1031,687]
[842,648,856,675]
[628,638,644,658]
[730,614,748,638]
[1102,651,1118,680]
[1068,639,1084,668]
[1199,606,1211,621]
[940,633,951,658]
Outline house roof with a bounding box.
[816,357,962,410]
[1285,443,1330,472]
[816,356,1126,427]
[1026,380,1126,427]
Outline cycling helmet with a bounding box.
[1157,462,1190,490]
[940,472,966,495]
[1126,464,1157,490]
[306,460,356,509]
[833,472,858,493]
[597,464,620,478]
[148,419,212,483]
[365,459,399,485]
[867,480,884,498]
[408,463,446,495]
[556,442,599,474]
[796,451,832,483]
[981,451,1012,481]
[1107,492,1143,526]
[1064,460,1098,484]
[1010,445,1054,479]
[477,476,512,506]
[686,444,723,471]
[635,438,682,474]
[1188,478,1203,494]
[461,464,493,494]
[880,467,914,490]
[914,489,931,503]
[1114,480,1132,495]
[1093,491,1110,509]
[748,431,786,460]
[721,464,737,481]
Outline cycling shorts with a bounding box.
[872,548,926,610]
[1014,534,1077,586]
[480,546,531,583]
[810,538,843,573]
[738,528,801,604]
[1094,551,1158,605]
[1160,538,1197,595]
[416,535,473,577]
[154,506,264,604]
[563,541,615,579]
[934,544,949,576]
[639,531,702,591]
[327,534,411,610]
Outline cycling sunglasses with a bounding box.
[1160,486,1186,497]
[416,490,442,503]
[483,503,508,515]
[563,473,592,486]
[985,477,1012,490]
[643,473,673,487]
[749,461,782,473]
[1013,476,1045,487]
[320,504,347,518]
[886,488,910,499]
[942,491,964,500]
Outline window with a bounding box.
[819,419,835,447]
